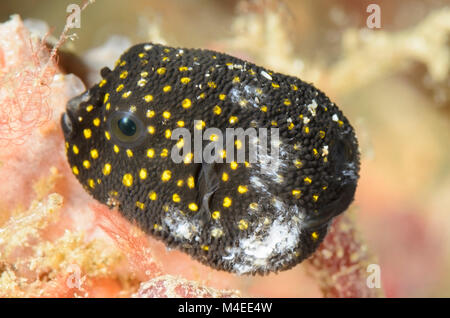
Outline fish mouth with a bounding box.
[61,90,92,139]
[61,112,74,139]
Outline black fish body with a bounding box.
[61,43,360,275]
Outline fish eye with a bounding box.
[108,111,145,147]
[118,117,137,137]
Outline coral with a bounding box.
[307,212,383,298]
[134,275,239,298]
[328,8,450,94]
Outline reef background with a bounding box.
[0,0,449,297]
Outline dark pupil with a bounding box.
[118,117,137,137]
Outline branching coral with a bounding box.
[328,8,450,94]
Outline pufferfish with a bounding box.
[61,43,360,275]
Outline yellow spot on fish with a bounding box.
[304,126,310,134]
[272,83,280,88]
[161,170,172,182]
[122,174,133,187]
[187,176,195,189]
[188,203,198,211]
[222,172,229,182]
[113,145,120,153]
[304,177,312,184]
[313,148,319,157]
[144,95,153,102]
[149,191,157,201]
[212,211,220,219]
[88,179,95,189]
[146,110,155,118]
[177,179,184,187]
[180,77,191,84]
[229,116,238,124]
[147,126,155,134]
[238,185,248,194]
[72,145,79,155]
[86,105,94,112]
[230,161,238,170]
[292,189,301,198]
[116,84,124,92]
[165,129,172,139]
[126,149,133,157]
[147,148,155,158]
[99,79,107,87]
[213,105,222,115]
[223,197,232,208]
[103,163,111,176]
[172,194,181,203]
[195,120,206,130]
[83,129,92,139]
[238,219,249,230]
[72,166,79,175]
[261,106,268,112]
[105,131,111,140]
[156,67,166,75]
[122,91,132,99]
[219,94,226,100]
[160,148,169,157]
[83,160,91,169]
[163,85,172,93]
[294,160,302,168]
[177,120,185,127]
[290,84,298,90]
[207,81,217,88]
[162,111,171,119]
[181,98,192,109]
[176,138,184,149]
[139,168,147,179]
[319,130,326,139]
[179,66,188,71]
[137,79,147,87]
[312,194,319,202]
[284,99,291,106]
[184,153,193,164]
[136,202,145,210]
[120,70,128,79]
[311,232,319,240]
[93,118,101,127]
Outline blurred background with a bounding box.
[0,0,449,297]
